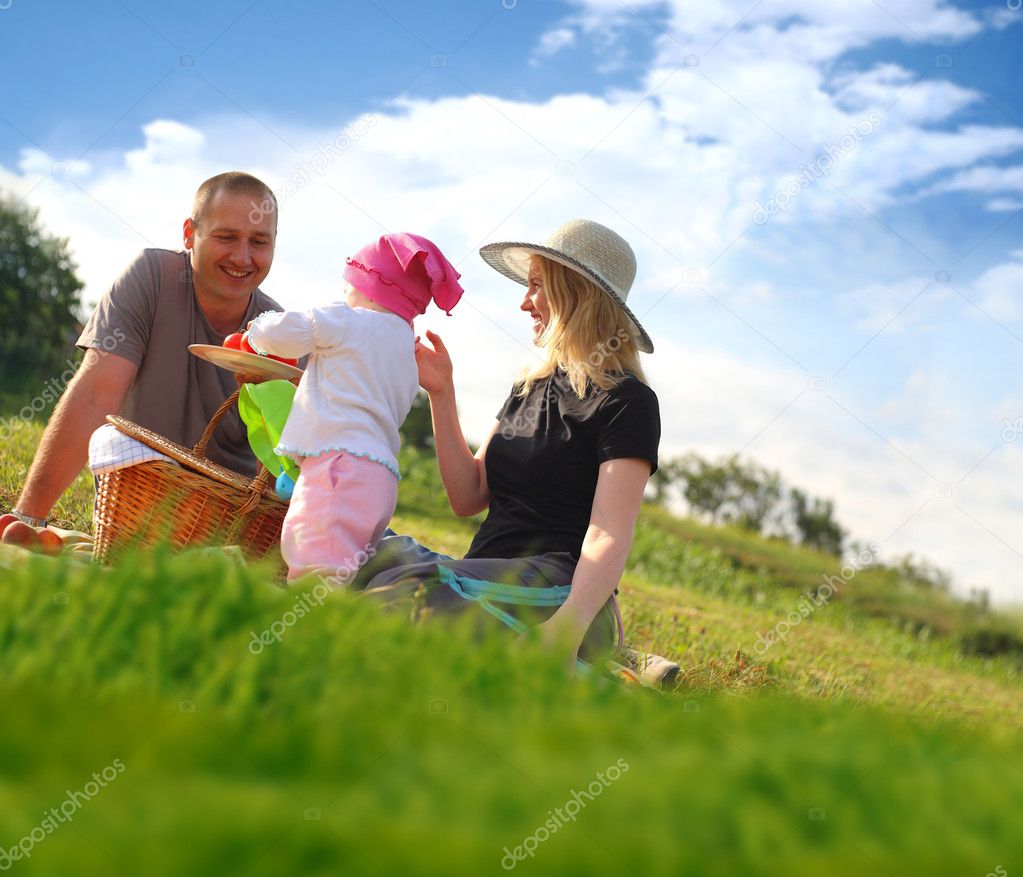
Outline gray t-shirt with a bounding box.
[77,248,282,476]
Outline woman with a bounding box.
[354,219,660,667]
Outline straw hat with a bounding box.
[479,219,654,353]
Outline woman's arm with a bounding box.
[416,330,493,517]
[539,457,652,658]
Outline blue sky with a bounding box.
[2,0,1022,602]
[0,1,640,161]
[3,2,1019,165]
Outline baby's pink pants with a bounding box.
[281,450,398,583]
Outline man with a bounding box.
[11,172,282,528]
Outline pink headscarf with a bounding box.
[343,233,464,324]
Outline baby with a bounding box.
[246,233,463,582]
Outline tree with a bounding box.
[790,488,845,556]
[891,553,951,593]
[676,452,731,523]
[722,456,783,534]
[648,449,850,553]
[648,455,686,505]
[399,390,434,450]
[0,195,83,389]
[674,452,784,535]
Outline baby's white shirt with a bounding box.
[247,303,418,477]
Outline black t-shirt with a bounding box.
[465,369,660,561]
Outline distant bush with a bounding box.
[398,390,434,450]
[960,624,1023,661]
[395,444,449,517]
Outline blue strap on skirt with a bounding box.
[436,566,594,677]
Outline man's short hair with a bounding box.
[192,172,277,231]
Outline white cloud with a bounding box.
[971,254,1023,323]
[608,0,981,61]
[18,148,91,178]
[552,0,1022,225]
[989,6,1023,30]
[530,26,576,64]
[987,197,1023,212]
[831,64,978,123]
[874,368,977,447]
[926,163,1023,195]
[837,276,954,335]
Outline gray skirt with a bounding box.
[351,530,623,661]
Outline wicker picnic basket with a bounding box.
[92,389,287,565]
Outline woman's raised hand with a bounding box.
[415,330,454,395]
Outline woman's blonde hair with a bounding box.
[518,255,647,398]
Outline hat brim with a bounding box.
[479,242,654,354]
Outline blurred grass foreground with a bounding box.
[0,548,1020,876]
[1,426,1022,874]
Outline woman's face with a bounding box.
[521,263,551,344]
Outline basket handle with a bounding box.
[193,388,242,458]
[192,387,277,513]
[235,468,274,516]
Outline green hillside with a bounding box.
[1,423,1022,874]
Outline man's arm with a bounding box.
[15,349,138,520]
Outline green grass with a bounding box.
[1,550,1022,875]
[1,423,1023,873]
[0,415,94,530]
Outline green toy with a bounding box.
[238,380,300,482]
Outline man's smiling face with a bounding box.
[184,190,276,310]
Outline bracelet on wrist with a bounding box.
[11,508,48,528]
